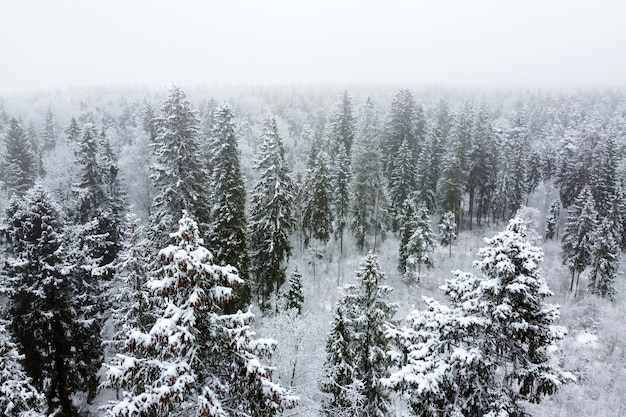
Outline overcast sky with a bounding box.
[1,0,625,94]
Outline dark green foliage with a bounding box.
[326,90,356,155]
[439,211,457,258]
[332,143,351,254]
[389,139,415,231]
[302,151,334,245]
[589,219,618,300]
[283,267,304,314]
[545,200,561,240]
[249,116,296,311]
[2,118,37,197]
[207,105,251,314]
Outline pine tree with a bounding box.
[0,322,46,417]
[249,116,296,310]
[321,253,397,417]
[4,185,101,416]
[332,143,351,255]
[383,218,571,417]
[439,211,457,258]
[389,139,415,231]
[40,108,57,151]
[207,104,251,314]
[350,98,388,252]
[302,151,334,245]
[282,267,304,314]
[561,186,598,295]
[589,219,618,300]
[2,117,37,197]
[326,90,356,155]
[397,197,416,275]
[149,86,212,250]
[105,212,297,417]
[405,203,435,281]
[64,117,81,144]
[545,199,561,240]
[438,129,465,228]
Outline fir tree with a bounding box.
[4,185,101,416]
[589,219,618,300]
[326,90,356,155]
[40,108,57,151]
[383,218,571,417]
[2,117,37,197]
[562,186,598,295]
[249,116,296,310]
[282,267,304,314]
[321,253,397,417]
[389,139,415,231]
[148,86,212,250]
[302,151,334,245]
[207,104,251,314]
[545,199,561,240]
[64,117,81,144]
[439,211,457,258]
[332,143,351,255]
[405,203,435,281]
[0,322,46,417]
[105,212,297,417]
[350,98,388,252]
[397,197,416,275]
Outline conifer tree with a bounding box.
[350,98,388,252]
[65,117,81,144]
[589,219,618,300]
[397,197,416,275]
[41,108,57,151]
[149,86,211,250]
[4,185,101,416]
[206,104,250,313]
[384,218,571,417]
[332,143,351,255]
[389,139,415,231]
[321,253,397,417]
[545,199,561,240]
[405,203,435,281]
[0,323,46,417]
[105,212,297,417]
[562,186,598,295]
[2,117,37,197]
[302,151,334,245]
[439,211,457,258]
[249,116,296,310]
[282,267,304,314]
[326,90,356,155]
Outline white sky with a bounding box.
[1,0,625,93]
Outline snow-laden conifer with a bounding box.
[404,202,435,282]
[384,218,571,417]
[439,210,457,257]
[105,211,297,417]
[589,219,618,300]
[302,151,334,245]
[2,117,37,197]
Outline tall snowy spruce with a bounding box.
[148,86,212,250]
[589,219,618,300]
[2,117,37,197]
[105,212,297,417]
[383,218,571,417]
[545,199,561,240]
[0,323,46,417]
[4,185,102,417]
[321,253,397,417]
[207,104,251,313]
[249,116,296,310]
[302,150,334,246]
[350,98,388,252]
[561,186,598,295]
[439,210,457,258]
[332,143,352,255]
[404,202,435,281]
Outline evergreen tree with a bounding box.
[350,98,388,252]
[40,108,57,151]
[4,185,101,416]
[439,211,457,258]
[207,104,251,313]
[321,253,397,417]
[397,197,416,275]
[389,139,415,231]
[383,218,571,417]
[0,322,46,417]
[332,143,351,255]
[405,203,435,281]
[302,151,334,245]
[545,199,561,240]
[589,219,618,300]
[148,86,212,250]
[105,212,297,417]
[64,117,81,144]
[561,186,598,295]
[282,267,304,314]
[249,116,296,310]
[326,90,356,155]
[2,117,37,197]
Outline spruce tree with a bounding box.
[105,212,297,417]
[561,186,598,295]
[326,90,356,155]
[383,218,571,417]
[389,139,416,231]
[149,86,211,250]
[249,116,296,310]
[40,108,57,151]
[0,322,46,417]
[5,185,101,416]
[397,197,416,275]
[405,203,435,281]
[545,199,561,240]
[439,211,457,258]
[589,219,618,300]
[282,267,304,314]
[332,143,351,255]
[350,98,388,252]
[302,151,334,245]
[2,117,37,197]
[321,253,397,417]
[207,104,250,313]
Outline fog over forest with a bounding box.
[1,2,626,417]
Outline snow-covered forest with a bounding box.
[1,85,626,417]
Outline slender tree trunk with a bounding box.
[468,187,475,231]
